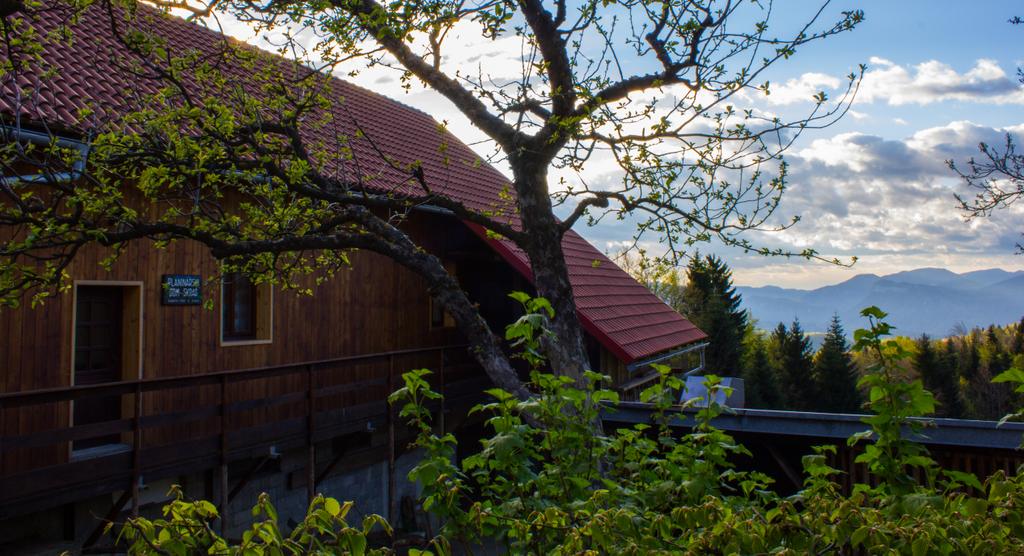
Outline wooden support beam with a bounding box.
[307,364,316,506]
[62,503,75,541]
[82,489,131,549]
[315,445,349,488]
[387,355,396,524]
[227,457,269,505]
[131,383,142,517]
[219,374,230,535]
[766,444,802,491]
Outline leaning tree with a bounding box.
[0,0,862,396]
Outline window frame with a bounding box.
[220,272,273,346]
[428,261,457,330]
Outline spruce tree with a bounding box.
[937,340,966,419]
[771,319,816,411]
[959,336,983,419]
[682,254,747,375]
[916,335,964,418]
[742,335,781,409]
[960,336,981,383]
[812,315,861,413]
[1013,316,1024,355]
[987,325,1012,375]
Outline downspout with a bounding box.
[0,125,90,185]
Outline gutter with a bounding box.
[1,125,90,185]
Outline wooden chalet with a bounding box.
[0,3,707,547]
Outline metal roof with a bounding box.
[606,402,1024,450]
[1,3,706,364]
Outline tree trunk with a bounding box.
[207,215,533,402]
[511,155,592,384]
[423,259,533,401]
[368,232,534,402]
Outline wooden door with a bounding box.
[73,286,124,450]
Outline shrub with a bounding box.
[118,305,1024,554]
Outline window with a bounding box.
[221,273,272,344]
[429,261,457,329]
[430,296,452,329]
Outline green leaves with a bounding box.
[121,303,1024,555]
[993,366,1024,392]
[504,292,555,370]
[117,489,390,555]
[850,306,942,496]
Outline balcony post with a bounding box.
[387,354,395,524]
[131,382,142,517]
[219,374,229,535]
[306,363,316,506]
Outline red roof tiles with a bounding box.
[469,224,706,363]
[1,4,706,364]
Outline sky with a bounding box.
[206,0,1024,289]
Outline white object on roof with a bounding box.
[681,376,745,408]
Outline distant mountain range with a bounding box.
[736,268,1024,338]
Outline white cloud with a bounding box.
[764,58,1024,106]
[722,120,1024,281]
[860,58,1024,105]
[764,72,842,105]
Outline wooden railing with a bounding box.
[0,344,485,525]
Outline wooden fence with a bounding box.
[0,344,483,526]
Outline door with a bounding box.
[73,286,124,450]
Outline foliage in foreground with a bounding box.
[115,491,390,555]
[118,306,1024,554]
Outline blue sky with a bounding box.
[770,0,1024,136]
[710,0,1024,287]
[213,0,1024,289]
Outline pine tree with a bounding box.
[771,319,816,411]
[741,334,781,409]
[682,254,748,375]
[812,315,861,413]
[959,336,981,383]
[937,340,966,419]
[987,325,1012,375]
[916,335,964,418]
[1013,316,1024,355]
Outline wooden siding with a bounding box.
[0,212,469,473]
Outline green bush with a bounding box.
[115,489,389,555]
[118,305,1024,554]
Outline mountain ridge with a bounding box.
[737,268,1024,338]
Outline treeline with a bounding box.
[741,316,861,413]
[622,251,1024,418]
[902,321,1024,420]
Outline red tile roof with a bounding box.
[1,4,706,364]
[467,225,707,363]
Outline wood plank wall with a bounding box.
[0,212,467,473]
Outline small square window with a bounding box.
[429,261,457,329]
[221,273,272,345]
[430,296,454,329]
